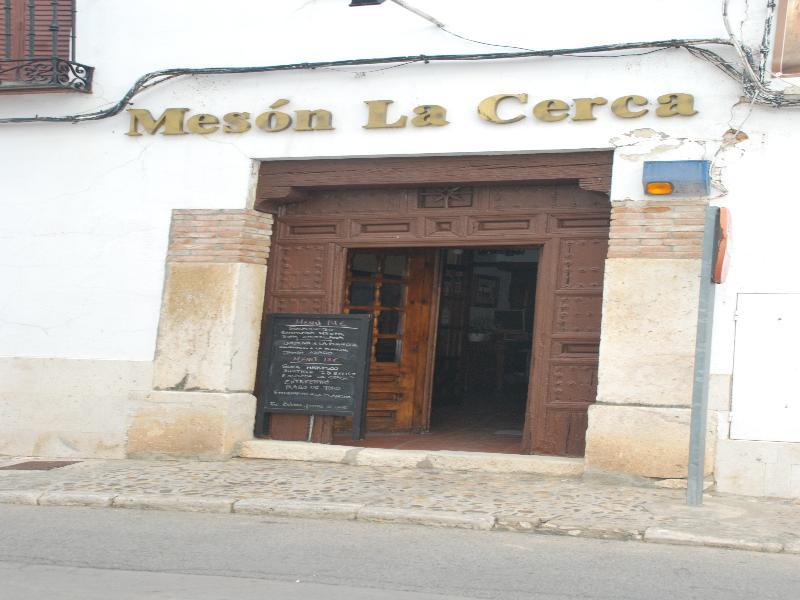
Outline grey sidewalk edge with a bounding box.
[234,498,362,520]
[1,490,798,554]
[0,490,43,505]
[357,506,497,530]
[39,491,116,508]
[112,494,235,514]
[643,527,786,553]
[494,514,543,532]
[537,521,644,541]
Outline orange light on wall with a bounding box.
[643,160,711,196]
[645,182,674,195]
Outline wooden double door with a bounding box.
[260,176,610,456]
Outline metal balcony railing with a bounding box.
[0,0,92,92]
[0,56,92,90]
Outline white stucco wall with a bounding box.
[0,0,798,486]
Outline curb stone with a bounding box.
[234,498,362,520]
[1,489,798,553]
[494,514,543,531]
[112,494,235,514]
[39,491,115,508]
[643,527,784,553]
[0,490,42,505]
[539,522,643,541]
[357,506,496,530]
[783,539,800,554]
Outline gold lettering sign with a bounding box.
[363,100,407,129]
[532,99,570,122]
[223,112,251,133]
[411,105,449,127]
[294,109,334,131]
[186,114,219,134]
[572,97,608,121]
[611,95,649,118]
[477,93,528,124]
[124,93,697,136]
[655,93,697,117]
[127,108,189,136]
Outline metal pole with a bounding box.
[3,0,11,58]
[307,414,315,443]
[50,0,58,56]
[686,206,719,506]
[27,0,34,57]
[70,0,75,60]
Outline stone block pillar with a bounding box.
[585,199,715,479]
[127,209,272,459]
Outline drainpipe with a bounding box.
[686,206,720,506]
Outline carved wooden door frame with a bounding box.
[257,152,612,455]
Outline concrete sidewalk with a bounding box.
[1,454,799,554]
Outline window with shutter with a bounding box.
[0,0,92,93]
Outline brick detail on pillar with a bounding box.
[607,199,707,259]
[167,209,273,265]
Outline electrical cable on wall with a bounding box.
[0,39,748,125]
[0,0,796,125]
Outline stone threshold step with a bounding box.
[238,440,584,476]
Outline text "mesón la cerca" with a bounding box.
[125,93,697,136]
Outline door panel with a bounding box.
[530,237,607,456]
[342,249,436,432]
[263,241,337,442]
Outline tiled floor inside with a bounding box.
[333,391,525,454]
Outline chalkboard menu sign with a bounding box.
[255,313,373,440]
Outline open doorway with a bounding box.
[333,245,539,454]
[429,247,538,453]
[259,163,611,455]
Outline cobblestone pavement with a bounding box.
[1,455,799,552]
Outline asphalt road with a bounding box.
[0,505,798,600]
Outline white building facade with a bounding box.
[1,0,799,498]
